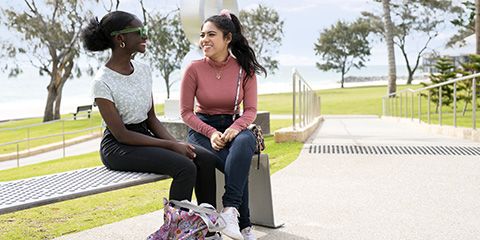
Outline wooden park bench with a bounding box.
[0,154,282,228]
[72,105,92,120]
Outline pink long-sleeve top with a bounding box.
[180,56,257,138]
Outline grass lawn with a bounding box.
[0,119,302,240]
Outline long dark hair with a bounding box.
[203,13,267,80]
[81,11,136,51]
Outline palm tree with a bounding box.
[382,0,397,95]
[476,0,480,54]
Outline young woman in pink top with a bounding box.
[180,10,266,240]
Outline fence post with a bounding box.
[428,91,431,124]
[453,82,457,128]
[62,120,66,158]
[27,128,30,153]
[439,86,442,126]
[418,93,421,123]
[292,70,296,130]
[473,77,477,130]
[16,143,20,168]
[298,79,303,128]
[411,92,414,120]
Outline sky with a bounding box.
[112,0,464,66]
[0,0,467,68]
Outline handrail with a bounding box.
[0,117,102,168]
[292,68,321,130]
[0,126,101,147]
[382,72,478,129]
[386,72,480,96]
[0,118,64,132]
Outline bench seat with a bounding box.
[73,105,92,120]
[0,166,169,214]
[0,154,282,228]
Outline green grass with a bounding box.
[0,114,103,155]
[258,84,415,115]
[0,106,165,156]
[0,119,300,240]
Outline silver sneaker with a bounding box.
[220,207,243,240]
[241,226,256,240]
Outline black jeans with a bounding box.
[100,121,218,206]
[187,113,256,230]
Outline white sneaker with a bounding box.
[241,226,256,240]
[220,207,243,240]
[205,232,223,240]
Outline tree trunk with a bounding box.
[462,101,469,116]
[43,83,57,122]
[476,0,480,54]
[165,76,170,99]
[43,55,74,122]
[54,82,66,119]
[341,72,345,88]
[382,0,397,95]
[407,72,414,85]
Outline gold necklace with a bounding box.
[213,65,224,79]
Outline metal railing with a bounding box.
[292,68,321,130]
[382,72,479,129]
[0,117,102,167]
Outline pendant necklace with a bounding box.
[214,65,224,79]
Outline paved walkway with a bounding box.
[54,115,480,240]
[0,138,101,170]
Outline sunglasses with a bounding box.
[110,26,148,38]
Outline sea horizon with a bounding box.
[0,64,420,121]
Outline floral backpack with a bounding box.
[147,198,225,240]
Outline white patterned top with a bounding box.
[91,60,152,124]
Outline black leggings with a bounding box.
[100,121,218,206]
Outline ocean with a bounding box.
[0,64,414,121]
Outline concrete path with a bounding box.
[0,138,101,171]
[54,115,480,240]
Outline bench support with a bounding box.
[215,154,284,228]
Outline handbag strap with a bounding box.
[169,199,216,215]
[232,68,243,121]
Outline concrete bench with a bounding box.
[0,154,282,228]
[72,105,92,120]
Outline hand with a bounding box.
[221,128,239,142]
[210,131,226,151]
[170,142,196,159]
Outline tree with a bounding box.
[421,57,456,113]
[314,19,372,88]
[476,0,480,53]
[240,4,284,74]
[456,54,480,115]
[363,0,454,84]
[1,0,93,122]
[382,0,397,95]
[448,1,474,48]
[141,9,191,99]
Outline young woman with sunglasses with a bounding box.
[81,11,219,208]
